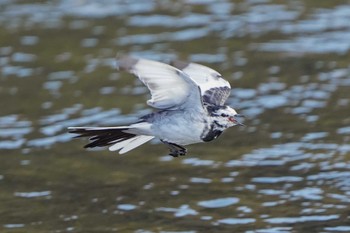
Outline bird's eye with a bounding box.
[221,113,228,117]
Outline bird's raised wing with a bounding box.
[117,56,203,110]
[172,61,231,106]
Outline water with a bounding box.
[1,0,350,232]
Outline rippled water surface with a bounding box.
[1,0,350,232]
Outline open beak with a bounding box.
[229,114,245,126]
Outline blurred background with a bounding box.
[1,0,350,232]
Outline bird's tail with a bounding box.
[68,126,154,154]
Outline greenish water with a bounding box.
[1,0,350,232]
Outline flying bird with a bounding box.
[68,56,243,157]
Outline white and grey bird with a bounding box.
[68,56,243,157]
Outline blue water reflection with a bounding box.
[1,0,350,232]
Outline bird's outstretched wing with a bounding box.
[117,56,203,110]
[172,60,231,106]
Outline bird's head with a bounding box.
[207,105,244,129]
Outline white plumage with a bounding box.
[118,56,202,110]
[109,135,154,153]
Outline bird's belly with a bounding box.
[153,118,205,146]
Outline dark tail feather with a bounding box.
[68,127,135,148]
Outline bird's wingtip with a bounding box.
[116,54,139,71]
[171,60,190,70]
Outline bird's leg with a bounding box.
[169,143,187,157]
[161,140,187,157]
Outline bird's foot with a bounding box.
[169,147,187,157]
[161,140,187,157]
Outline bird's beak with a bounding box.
[229,114,245,126]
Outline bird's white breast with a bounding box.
[151,109,208,145]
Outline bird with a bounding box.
[68,56,244,157]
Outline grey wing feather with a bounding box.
[202,86,231,106]
[172,60,231,106]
